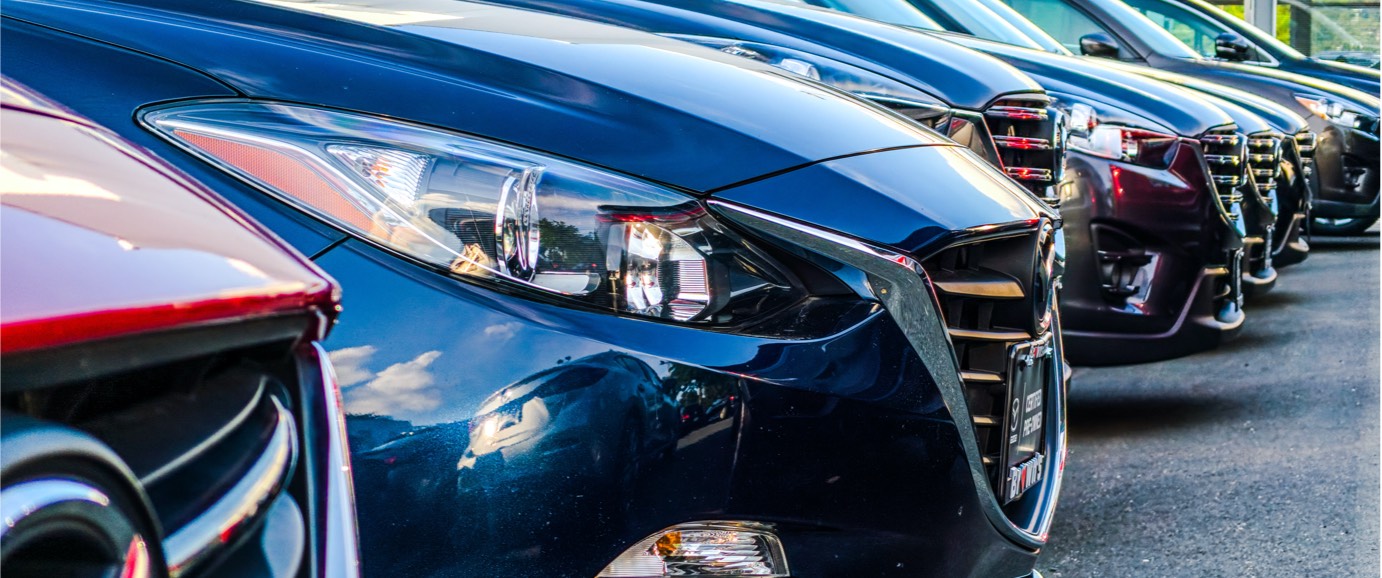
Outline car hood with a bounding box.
[1097,60,1308,134]
[711,146,1053,254]
[1301,59,1381,94]
[4,0,948,193]
[482,0,1044,110]
[942,34,1234,136]
[1179,58,1381,110]
[0,81,337,353]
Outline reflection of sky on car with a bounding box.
[329,314,616,427]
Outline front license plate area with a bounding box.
[1001,339,1050,504]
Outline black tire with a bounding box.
[1311,216,1379,236]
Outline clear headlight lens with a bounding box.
[1071,124,1177,165]
[597,522,789,577]
[1056,102,1177,166]
[143,102,798,323]
[1294,93,1378,135]
[1294,94,1347,120]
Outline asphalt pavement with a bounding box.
[1038,232,1380,577]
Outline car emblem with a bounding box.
[1010,399,1021,431]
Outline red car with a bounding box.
[0,80,359,578]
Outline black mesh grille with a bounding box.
[922,225,1056,499]
[984,97,1064,208]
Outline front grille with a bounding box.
[1294,130,1317,184]
[984,97,1064,208]
[4,334,313,576]
[1294,131,1317,156]
[1246,132,1283,192]
[922,224,1057,500]
[1200,127,1246,220]
[1246,132,1283,267]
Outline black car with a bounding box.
[1001,0,1382,235]
[1120,0,1380,94]
[2,0,1066,576]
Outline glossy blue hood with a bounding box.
[1097,59,1309,135]
[941,33,1234,136]
[4,0,948,193]
[481,0,1044,110]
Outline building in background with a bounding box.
[1211,0,1379,66]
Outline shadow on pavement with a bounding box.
[1067,392,1244,438]
[1306,231,1379,250]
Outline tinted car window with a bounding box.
[1124,0,1234,59]
[1003,0,1120,53]
[1084,0,1203,58]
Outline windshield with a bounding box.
[1086,0,1202,59]
[971,0,1072,54]
[787,0,945,30]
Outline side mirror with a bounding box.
[1214,32,1251,61]
[1079,33,1120,59]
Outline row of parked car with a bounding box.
[1,0,1376,577]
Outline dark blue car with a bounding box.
[514,0,1262,364]
[2,0,1066,576]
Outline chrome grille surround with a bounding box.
[1293,130,1317,184]
[1246,132,1284,191]
[1200,127,1247,224]
[710,200,1067,548]
[984,96,1066,209]
[1245,132,1284,269]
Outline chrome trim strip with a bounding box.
[0,480,151,577]
[708,200,1065,549]
[311,343,363,578]
[1,479,114,537]
[985,106,1049,121]
[165,397,296,576]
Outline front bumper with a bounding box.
[1310,120,1380,217]
[1056,145,1244,365]
[323,200,1065,577]
[1273,211,1310,267]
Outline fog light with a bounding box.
[597,522,789,577]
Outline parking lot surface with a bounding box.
[1038,233,1380,577]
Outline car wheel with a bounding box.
[1312,216,1378,236]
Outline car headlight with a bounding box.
[598,522,789,577]
[664,34,952,129]
[1294,94,1348,120]
[1053,100,1177,167]
[142,101,800,324]
[1294,94,1379,135]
